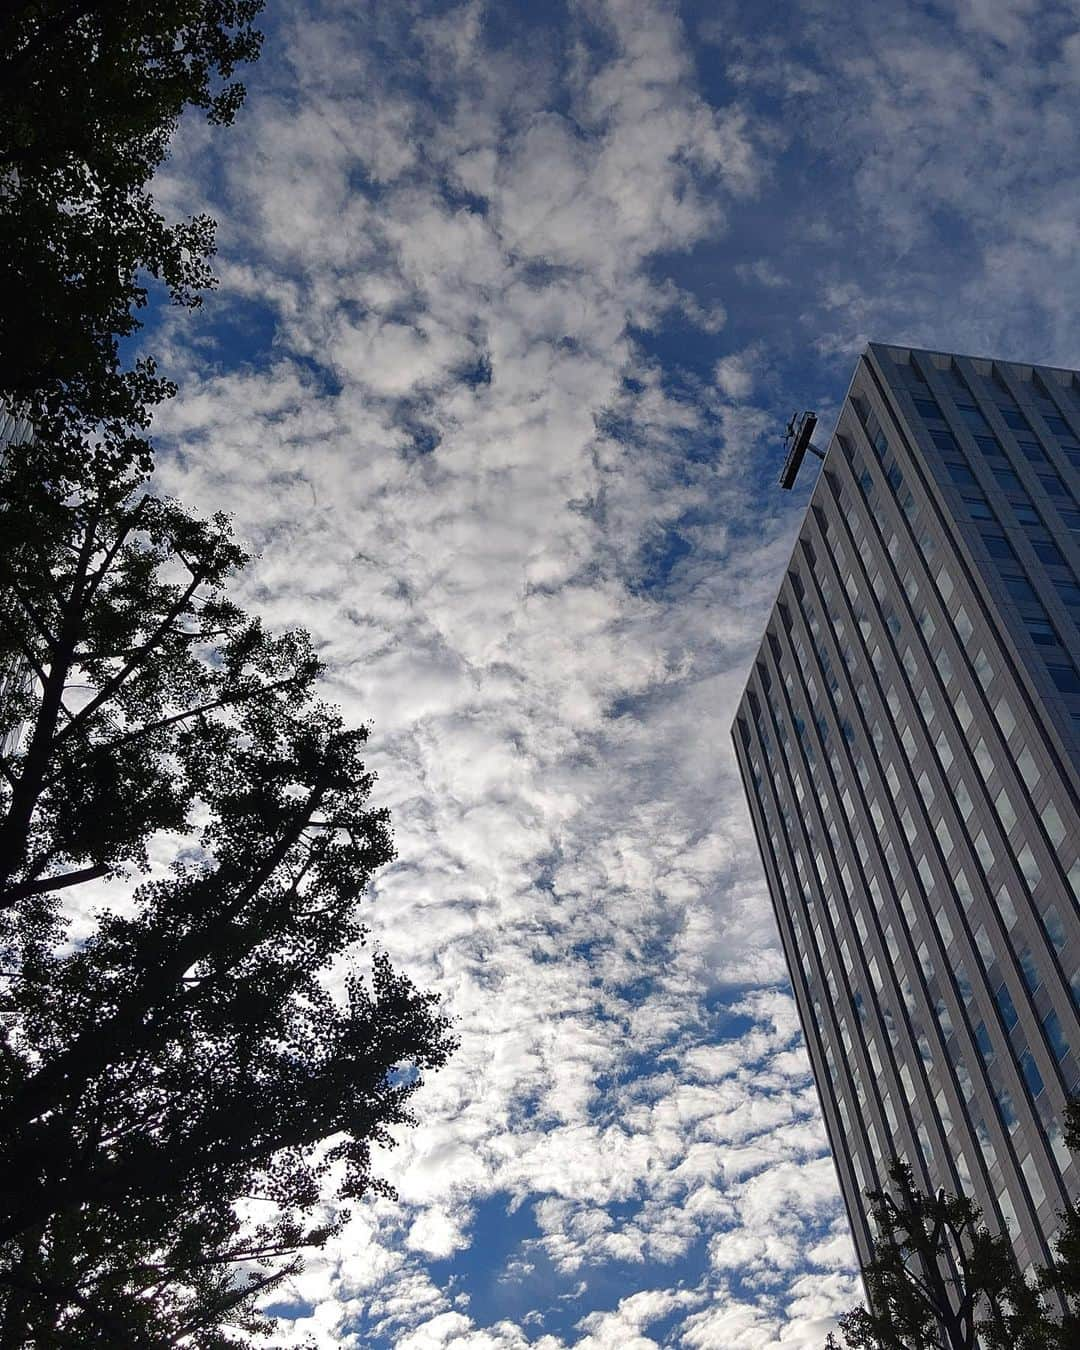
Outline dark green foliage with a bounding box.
[0,6,457,1342]
[0,443,456,1345]
[0,1,264,452]
[1035,1101,1080,1347]
[827,1139,1080,1350]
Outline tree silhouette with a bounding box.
[0,441,455,1344]
[0,1,264,452]
[827,1115,1080,1350]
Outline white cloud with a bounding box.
[714,351,755,400]
[139,1,1036,1347]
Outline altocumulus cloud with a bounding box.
[140,0,1080,1345]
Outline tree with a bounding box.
[0,1,264,450]
[827,1129,1080,1350]
[1035,1101,1080,1347]
[0,438,456,1345]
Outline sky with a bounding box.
[139,1,1080,1345]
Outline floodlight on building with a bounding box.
[778,410,825,489]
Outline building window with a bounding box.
[993,788,1017,834]
[980,534,1015,563]
[1021,1153,1047,1210]
[1018,1051,1045,1099]
[1015,746,1040,791]
[1032,539,1066,566]
[1048,663,1080,695]
[1004,575,1038,604]
[934,907,955,947]
[1016,439,1045,462]
[935,730,954,770]
[957,404,990,432]
[1053,580,1080,607]
[899,1063,916,1104]
[948,462,978,488]
[935,817,954,857]
[993,980,1018,1029]
[1041,1009,1068,1061]
[973,649,993,688]
[974,1020,995,1064]
[1017,844,1041,890]
[1026,617,1059,646]
[1040,803,1066,850]
[993,884,1018,929]
[973,740,994,779]
[997,1188,1019,1236]
[962,495,995,520]
[1042,904,1066,954]
[1039,473,1068,498]
[974,831,995,873]
[1013,503,1042,525]
[1045,413,1072,436]
[994,468,1025,493]
[1018,948,1041,995]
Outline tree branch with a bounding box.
[0,862,111,906]
[52,567,208,744]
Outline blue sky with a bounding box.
[138,1,1080,1344]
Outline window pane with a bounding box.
[994,468,1025,493]
[1053,580,1080,607]
[1048,663,1080,695]
[1042,1009,1068,1061]
[957,404,990,432]
[1004,576,1038,603]
[1019,1051,1045,1098]
[981,533,1016,560]
[994,981,1018,1028]
[1041,804,1066,849]
[1021,1153,1047,1209]
[1026,618,1059,646]
[948,462,978,487]
[1033,539,1066,566]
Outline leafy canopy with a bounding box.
[827,1136,1080,1350]
[0,1,264,449]
[0,441,456,1346]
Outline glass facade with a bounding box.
[733,344,1080,1275]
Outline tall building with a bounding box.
[732,344,1080,1281]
